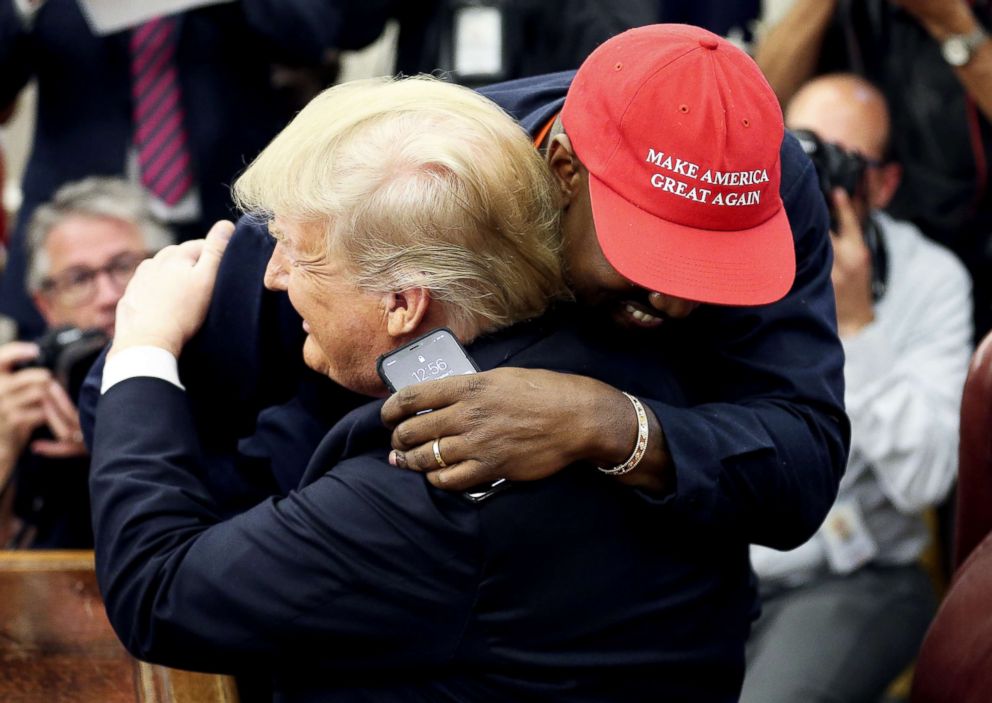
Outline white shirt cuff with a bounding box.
[101,346,185,394]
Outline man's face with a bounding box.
[263,218,392,396]
[558,160,700,331]
[33,215,147,337]
[785,81,898,222]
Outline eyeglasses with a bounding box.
[40,251,149,307]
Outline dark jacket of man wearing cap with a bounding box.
[477,69,848,548]
[92,311,755,702]
[79,70,847,547]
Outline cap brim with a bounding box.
[587,172,796,306]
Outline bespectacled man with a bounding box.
[0,177,170,547]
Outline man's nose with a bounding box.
[94,270,125,307]
[263,245,289,291]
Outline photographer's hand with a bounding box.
[890,0,992,126]
[31,380,87,459]
[754,0,838,105]
[829,189,875,338]
[0,342,50,481]
[110,220,235,358]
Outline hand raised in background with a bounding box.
[829,189,875,338]
[889,0,978,36]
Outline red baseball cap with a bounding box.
[561,24,795,306]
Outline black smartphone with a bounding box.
[376,327,479,393]
[376,327,510,503]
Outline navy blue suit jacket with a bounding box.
[480,72,849,546]
[80,70,847,544]
[92,312,754,702]
[0,0,367,337]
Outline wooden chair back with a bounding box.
[0,551,239,703]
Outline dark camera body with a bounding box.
[794,128,868,204]
[792,128,888,301]
[14,326,109,402]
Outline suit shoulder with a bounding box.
[309,451,480,537]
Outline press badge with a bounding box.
[820,499,878,574]
[452,5,504,80]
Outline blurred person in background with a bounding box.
[742,74,973,703]
[756,0,992,337]
[0,101,9,247]
[0,176,170,548]
[655,0,761,44]
[343,1,658,87]
[344,1,761,87]
[0,0,380,340]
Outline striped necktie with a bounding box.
[129,17,194,205]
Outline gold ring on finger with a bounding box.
[432,438,448,469]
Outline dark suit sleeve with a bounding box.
[80,216,310,502]
[0,0,35,106]
[90,378,479,673]
[478,71,573,134]
[77,346,105,450]
[178,215,307,441]
[642,134,849,549]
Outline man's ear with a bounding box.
[547,134,582,208]
[868,162,902,210]
[384,287,431,338]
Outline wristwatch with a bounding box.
[941,26,990,67]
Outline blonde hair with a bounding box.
[233,76,567,333]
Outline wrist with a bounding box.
[573,377,638,467]
[812,0,839,23]
[109,334,181,360]
[0,433,23,472]
[613,409,672,494]
[837,308,875,338]
[597,393,649,476]
[917,3,979,40]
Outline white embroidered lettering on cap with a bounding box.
[561,24,796,305]
[645,148,767,208]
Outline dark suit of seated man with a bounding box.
[91,76,757,701]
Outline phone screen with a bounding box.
[377,328,478,392]
[376,329,509,503]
